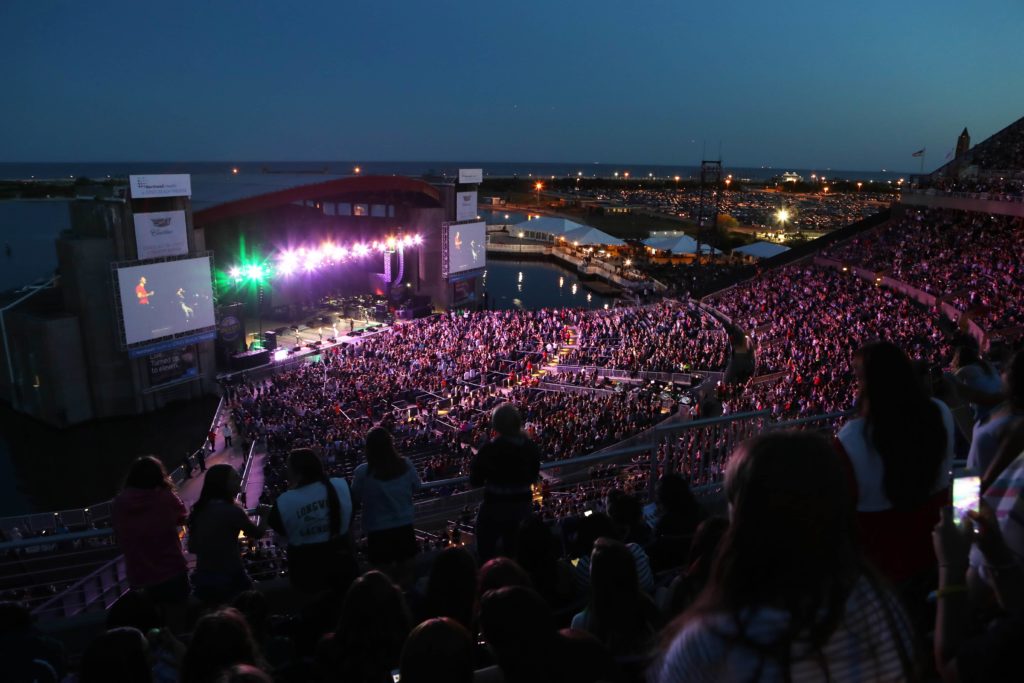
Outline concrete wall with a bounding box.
[56,237,137,417]
[5,311,93,426]
[901,190,1024,217]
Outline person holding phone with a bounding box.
[932,502,1024,682]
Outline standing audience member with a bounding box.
[837,341,954,585]
[268,448,356,594]
[470,403,542,561]
[351,426,422,580]
[112,456,190,609]
[188,464,269,605]
[969,350,1024,484]
[653,431,915,682]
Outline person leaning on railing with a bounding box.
[112,456,190,609]
[265,448,356,595]
[187,464,272,606]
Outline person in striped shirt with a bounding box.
[652,431,915,683]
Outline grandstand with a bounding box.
[4,115,1024,682]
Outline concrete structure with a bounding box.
[0,188,218,426]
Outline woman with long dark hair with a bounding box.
[267,448,355,594]
[188,464,269,605]
[112,456,189,606]
[351,427,421,576]
[317,570,412,683]
[653,431,915,682]
[570,537,661,658]
[180,607,267,683]
[838,341,954,584]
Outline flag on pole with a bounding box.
[911,148,926,157]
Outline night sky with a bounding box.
[2,1,1022,171]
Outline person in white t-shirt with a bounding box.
[268,448,355,594]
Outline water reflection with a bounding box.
[484,262,614,311]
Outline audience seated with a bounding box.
[399,617,474,683]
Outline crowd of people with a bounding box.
[561,303,728,373]
[11,337,1023,682]
[824,207,1024,331]
[707,262,954,418]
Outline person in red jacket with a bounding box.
[112,456,189,608]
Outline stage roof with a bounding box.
[192,175,442,227]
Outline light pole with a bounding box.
[775,208,790,236]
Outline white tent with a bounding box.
[513,216,586,236]
[558,225,626,247]
[732,241,791,259]
[644,234,721,254]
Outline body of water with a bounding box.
[0,201,69,291]
[0,161,912,183]
[483,260,615,311]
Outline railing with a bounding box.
[5,407,853,622]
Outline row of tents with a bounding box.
[511,216,790,259]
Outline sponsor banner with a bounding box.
[134,210,188,259]
[458,168,482,184]
[129,174,192,199]
[147,345,199,388]
[128,330,217,358]
[218,315,243,343]
[455,191,478,222]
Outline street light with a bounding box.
[857,182,863,192]
[534,181,543,206]
[776,208,790,232]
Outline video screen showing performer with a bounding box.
[117,257,216,345]
[448,221,486,274]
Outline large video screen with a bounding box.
[116,256,216,345]
[448,221,486,275]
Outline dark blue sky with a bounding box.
[2,1,1022,171]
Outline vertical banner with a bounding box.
[455,191,478,222]
[133,210,189,259]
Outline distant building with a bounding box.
[956,127,970,159]
[777,172,803,184]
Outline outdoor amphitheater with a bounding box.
[2,109,1024,681]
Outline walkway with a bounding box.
[176,416,265,511]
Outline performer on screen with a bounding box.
[177,287,195,319]
[135,276,154,305]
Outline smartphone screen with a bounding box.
[952,475,980,526]
[583,510,593,517]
